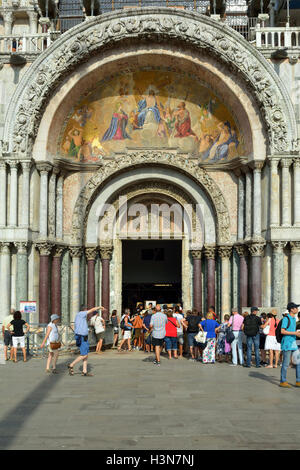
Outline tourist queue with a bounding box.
[2,302,300,386]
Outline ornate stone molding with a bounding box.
[35,241,53,256]
[248,242,265,257]
[218,245,233,258]
[3,8,297,155]
[72,150,231,245]
[100,245,113,260]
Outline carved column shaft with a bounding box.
[252,162,263,239]
[245,170,252,240]
[37,163,52,239]
[56,173,64,240]
[281,159,292,226]
[237,173,245,241]
[272,241,286,308]
[9,161,18,227]
[21,161,31,227]
[48,169,58,239]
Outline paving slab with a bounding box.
[0,350,299,450]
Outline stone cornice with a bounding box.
[2,8,297,156]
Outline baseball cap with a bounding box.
[287,302,300,311]
[50,314,60,322]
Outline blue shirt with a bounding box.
[74,311,89,336]
[201,319,219,339]
[281,314,298,351]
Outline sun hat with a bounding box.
[50,314,60,322]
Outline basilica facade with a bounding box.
[0,1,300,325]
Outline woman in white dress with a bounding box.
[40,314,61,373]
[263,313,281,368]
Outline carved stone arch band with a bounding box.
[71,151,231,245]
[3,8,297,155]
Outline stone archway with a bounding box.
[3,7,298,157]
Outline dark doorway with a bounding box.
[122,240,182,312]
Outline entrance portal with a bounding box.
[122,240,182,312]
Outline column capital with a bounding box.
[36,162,53,173]
[281,158,293,168]
[235,244,248,257]
[7,159,19,169]
[85,246,98,261]
[100,245,113,260]
[53,245,65,258]
[249,160,264,172]
[290,241,300,253]
[203,245,216,259]
[14,241,30,254]
[0,161,7,170]
[35,241,53,256]
[248,242,265,257]
[271,241,287,252]
[268,157,280,169]
[190,249,202,260]
[21,160,32,172]
[218,245,232,259]
[69,246,83,258]
[293,158,300,168]
[0,242,11,254]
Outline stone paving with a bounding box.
[0,349,299,450]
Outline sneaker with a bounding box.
[279,382,292,388]
[189,358,195,362]
[229,364,237,367]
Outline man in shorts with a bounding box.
[149,305,167,366]
[2,309,15,361]
[68,305,105,377]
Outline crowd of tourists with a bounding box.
[2,301,300,386]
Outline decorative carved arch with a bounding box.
[71,150,231,245]
[2,7,298,156]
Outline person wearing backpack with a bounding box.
[279,302,300,388]
[242,307,262,368]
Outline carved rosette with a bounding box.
[248,242,265,257]
[5,8,294,158]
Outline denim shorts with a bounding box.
[164,336,178,351]
[187,332,197,347]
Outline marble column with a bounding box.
[28,10,38,34]
[20,161,31,228]
[70,246,83,322]
[0,162,7,227]
[290,242,300,304]
[8,160,18,227]
[293,159,300,226]
[51,245,64,316]
[235,244,248,309]
[100,246,113,320]
[35,242,52,323]
[281,158,292,226]
[237,171,245,241]
[48,168,59,239]
[56,173,64,241]
[0,242,11,318]
[37,163,52,239]
[252,161,264,239]
[204,245,216,311]
[15,242,29,309]
[248,242,265,307]
[3,11,13,36]
[86,247,98,310]
[191,250,202,314]
[218,245,232,319]
[271,241,286,309]
[269,158,280,227]
[244,168,252,240]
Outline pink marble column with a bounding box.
[51,246,64,316]
[235,245,249,308]
[248,242,265,307]
[36,242,53,323]
[191,250,202,314]
[86,247,97,310]
[100,246,113,320]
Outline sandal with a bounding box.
[52,369,58,374]
[67,365,74,376]
[81,372,93,377]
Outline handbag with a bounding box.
[264,325,270,335]
[225,316,236,344]
[195,330,207,344]
[50,341,61,350]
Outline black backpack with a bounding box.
[275,316,290,344]
[120,318,125,329]
[244,314,259,337]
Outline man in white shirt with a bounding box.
[90,312,106,354]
